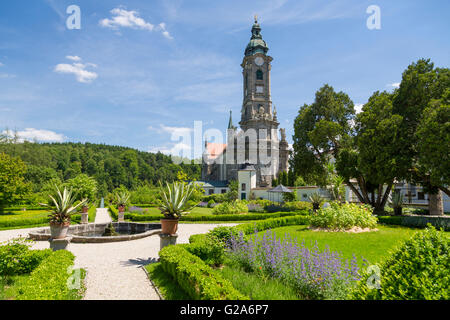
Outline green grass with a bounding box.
[219,263,300,300]
[145,262,190,300]
[251,225,428,266]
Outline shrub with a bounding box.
[159,245,248,300]
[310,202,378,230]
[202,193,227,203]
[282,191,297,202]
[185,235,225,266]
[350,226,449,300]
[15,250,85,300]
[283,201,312,212]
[0,238,52,276]
[265,204,285,213]
[248,199,273,208]
[247,203,264,213]
[212,201,249,215]
[207,200,216,208]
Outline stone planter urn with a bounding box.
[160,218,179,235]
[81,206,89,224]
[118,205,125,222]
[50,221,71,239]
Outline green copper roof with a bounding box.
[245,18,269,57]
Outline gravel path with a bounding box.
[94,208,112,224]
[0,221,237,300]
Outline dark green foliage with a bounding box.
[0,153,31,212]
[282,191,297,202]
[158,245,248,300]
[0,141,201,198]
[15,250,85,300]
[350,226,449,300]
[0,238,52,276]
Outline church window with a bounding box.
[256,69,263,80]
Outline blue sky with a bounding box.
[0,0,449,158]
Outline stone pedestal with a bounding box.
[49,236,72,251]
[159,233,178,251]
[81,213,89,224]
[118,212,125,222]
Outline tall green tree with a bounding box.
[391,59,450,214]
[0,153,31,212]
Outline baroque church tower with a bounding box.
[202,17,289,187]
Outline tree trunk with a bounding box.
[428,190,444,216]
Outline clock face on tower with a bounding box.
[254,57,264,66]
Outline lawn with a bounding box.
[250,225,425,266]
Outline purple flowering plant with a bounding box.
[227,230,363,299]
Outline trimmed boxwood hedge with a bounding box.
[159,245,248,300]
[124,210,308,223]
[15,250,86,300]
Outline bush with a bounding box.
[282,191,297,202]
[15,250,85,300]
[212,201,249,215]
[310,202,378,230]
[207,200,216,208]
[0,238,52,276]
[186,235,225,266]
[202,193,227,203]
[350,226,449,300]
[282,201,312,212]
[265,204,285,213]
[159,245,248,300]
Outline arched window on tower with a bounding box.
[256,69,263,80]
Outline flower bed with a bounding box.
[227,230,361,299]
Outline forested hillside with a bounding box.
[0,139,201,197]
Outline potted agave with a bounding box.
[389,192,404,216]
[158,181,196,235]
[309,192,324,212]
[42,186,87,239]
[115,191,130,222]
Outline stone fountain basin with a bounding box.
[28,222,161,243]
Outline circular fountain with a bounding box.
[29,222,161,243]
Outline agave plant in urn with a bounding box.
[158,181,196,235]
[41,185,87,239]
[115,191,130,222]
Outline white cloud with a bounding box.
[54,56,98,83]
[2,128,66,142]
[148,142,192,158]
[355,103,364,114]
[148,124,193,136]
[0,62,4,67]
[66,55,82,62]
[100,7,173,39]
[388,82,400,88]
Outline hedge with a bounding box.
[15,250,86,300]
[159,245,248,300]
[108,205,118,221]
[125,210,308,222]
[377,215,450,231]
